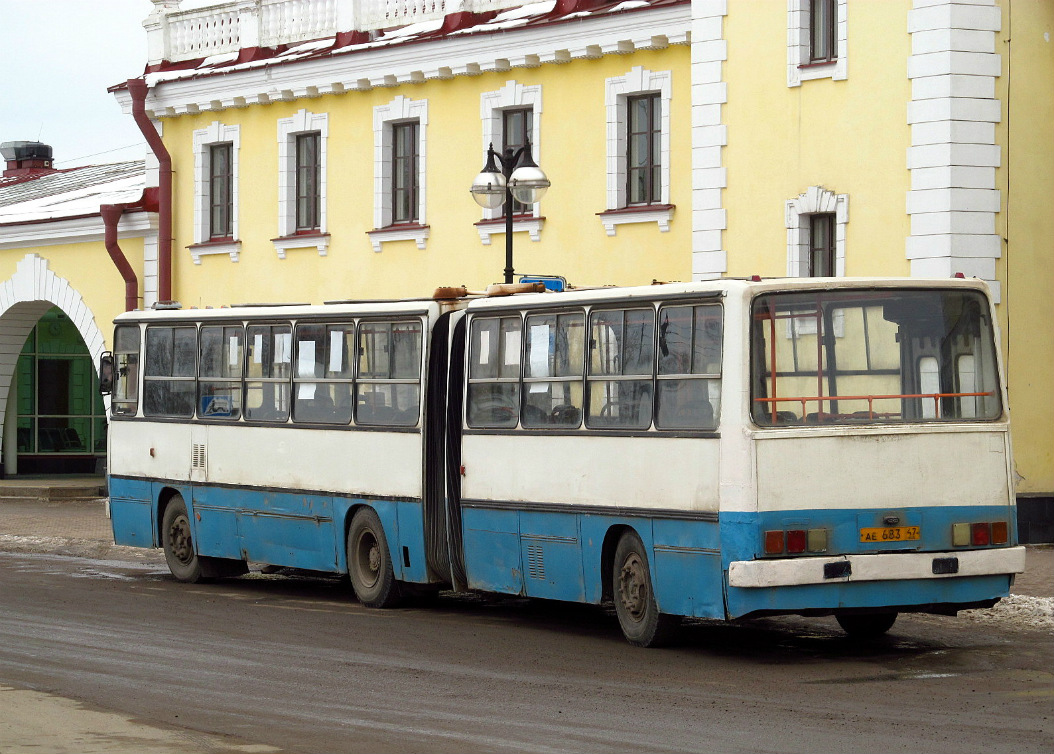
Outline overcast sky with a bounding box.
[0,0,211,169]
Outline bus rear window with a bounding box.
[751,289,1001,426]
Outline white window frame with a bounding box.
[369,95,429,253]
[476,81,544,246]
[788,0,848,87]
[191,121,240,264]
[276,109,329,259]
[602,66,673,235]
[785,186,848,277]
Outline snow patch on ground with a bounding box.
[959,593,1054,632]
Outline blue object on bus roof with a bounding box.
[518,275,567,292]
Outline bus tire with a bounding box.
[612,531,680,647]
[836,612,897,638]
[347,508,402,608]
[161,494,205,583]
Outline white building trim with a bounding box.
[603,65,673,234]
[787,0,848,87]
[906,0,1002,300]
[785,186,849,277]
[191,120,241,263]
[690,0,728,280]
[276,108,329,258]
[118,7,691,119]
[370,95,429,252]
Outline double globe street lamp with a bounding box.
[470,141,550,284]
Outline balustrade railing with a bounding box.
[147,0,533,64]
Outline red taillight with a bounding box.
[786,529,807,554]
[764,530,784,554]
[991,521,1008,545]
[972,522,991,546]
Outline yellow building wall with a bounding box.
[721,0,913,277]
[997,0,1054,496]
[162,47,693,309]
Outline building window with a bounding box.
[601,66,673,235]
[809,0,836,63]
[276,109,329,258]
[191,121,240,262]
[391,121,419,224]
[788,0,847,86]
[626,94,661,206]
[785,186,848,278]
[476,81,544,244]
[295,133,321,232]
[809,213,836,276]
[209,143,233,240]
[370,96,429,252]
[503,108,534,215]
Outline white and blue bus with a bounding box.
[102,277,1025,646]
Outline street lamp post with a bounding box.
[470,140,550,284]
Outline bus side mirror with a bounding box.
[99,352,114,395]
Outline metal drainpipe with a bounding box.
[126,78,172,303]
[100,204,139,312]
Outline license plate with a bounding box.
[860,526,920,543]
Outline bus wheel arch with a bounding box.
[346,506,402,608]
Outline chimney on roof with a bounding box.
[1,141,56,177]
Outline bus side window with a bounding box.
[111,325,140,416]
[522,311,585,428]
[356,320,422,426]
[245,324,291,422]
[656,304,721,430]
[293,323,354,425]
[199,324,243,420]
[466,316,521,428]
[143,326,196,418]
[586,307,654,429]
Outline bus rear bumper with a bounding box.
[728,546,1026,589]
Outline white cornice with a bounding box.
[0,212,157,251]
[114,7,691,118]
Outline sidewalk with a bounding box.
[0,495,1050,598]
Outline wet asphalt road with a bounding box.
[0,549,1050,754]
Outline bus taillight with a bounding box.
[952,521,1008,547]
[764,528,828,555]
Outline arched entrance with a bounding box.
[0,254,109,477]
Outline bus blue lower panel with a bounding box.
[462,506,726,619]
[107,477,428,582]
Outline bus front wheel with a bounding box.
[347,508,402,608]
[161,494,203,583]
[836,612,898,638]
[612,531,680,647]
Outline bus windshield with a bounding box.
[751,288,1001,426]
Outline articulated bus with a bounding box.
[102,277,1025,646]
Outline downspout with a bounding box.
[126,77,172,303]
[100,204,139,312]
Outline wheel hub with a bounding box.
[168,515,194,565]
[618,553,648,621]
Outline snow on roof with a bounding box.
[0,161,147,225]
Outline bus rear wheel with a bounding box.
[612,531,679,647]
[836,612,898,638]
[347,508,402,608]
[161,494,203,583]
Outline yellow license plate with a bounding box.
[860,526,920,543]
